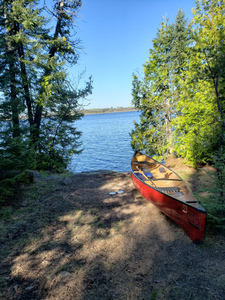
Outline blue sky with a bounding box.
[72,0,197,109]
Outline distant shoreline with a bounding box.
[81,107,137,115]
[18,108,138,120]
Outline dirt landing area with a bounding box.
[0,166,225,300]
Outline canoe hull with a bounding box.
[131,172,206,243]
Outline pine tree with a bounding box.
[0,0,92,173]
[131,18,173,158]
[131,12,190,159]
[0,0,92,201]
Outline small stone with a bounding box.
[14,285,18,292]
[58,271,71,281]
[25,286,34,290]
[61,177,72,185]
[27,170,42,178]
[154,279,161,283]
[41,260,51,266]
[78,259,86,265]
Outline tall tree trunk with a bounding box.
[5,9,20,138]
[33,0,64,147]
[18,42,34,128]
[9,55,20,138]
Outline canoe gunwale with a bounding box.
[131,153,206,214]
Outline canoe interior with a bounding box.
[131,152,201,209]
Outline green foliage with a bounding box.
[0,1,92,204]
[0,124,35,203]
[150,292,158,300]
[131,0,225,228]
[131,1,225,167]
[202,154,225,230]
[0,207,12,221]
[0,0,92,180]
[171,0,225,166]
[172,79,219,166]
[131,11,190,158]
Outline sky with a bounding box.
[71,0,197,109]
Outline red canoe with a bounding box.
[131,151,206,242]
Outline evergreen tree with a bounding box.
[0,0,37,200]
[131,11,190,159]
[31,0,93,171]
[131,18,173,158]
[0,0,92,201]
[0,0,92,173]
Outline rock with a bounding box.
[78,259,86,265]
[45,175,60,180]
[41,260,51,266]
[25,286,34,290]
[27,170,60,181]
[14,285,18,292]
[154,279,161,283]
[61,177,72,185]
[27,170,42,179]
[71,170,117,176]
[58,271,71,281]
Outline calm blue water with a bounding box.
[69,111,140,173]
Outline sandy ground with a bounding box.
[0,161,225,300]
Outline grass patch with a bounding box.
[150,291,157,300]
[0,207,12,221]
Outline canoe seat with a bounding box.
[156,186,181,193]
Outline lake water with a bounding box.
[69,111,141,173]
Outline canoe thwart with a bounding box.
[151,178,182,182]
[132,161,158,165]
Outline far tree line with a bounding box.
[82,106,136,114]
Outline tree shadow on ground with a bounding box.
[0,171,225,300]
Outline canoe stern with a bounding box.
[131,171,206,243]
